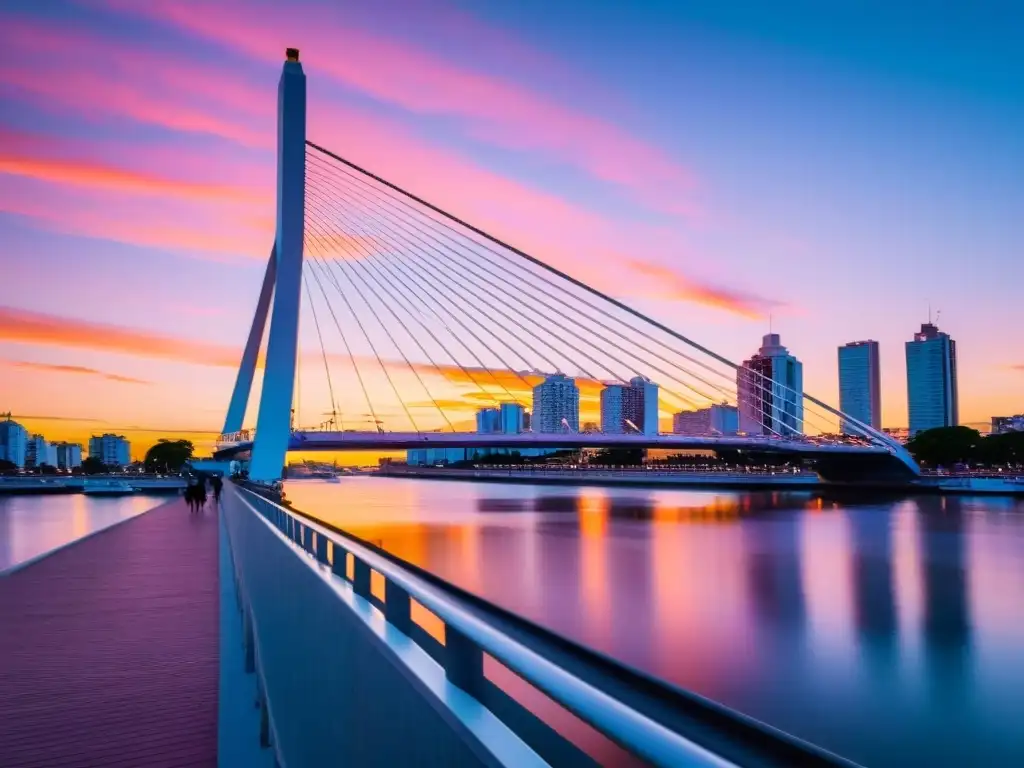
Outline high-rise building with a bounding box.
[532,374,579,433]
[838,340,881,433]
[632,376,660,435]
[54,442,83,470]
[672,404,739,435]
[499,403,526,434]
[0,414,29,468]
[991,415,1024,434]
[600,377,659,435]
[475,408,501,434]
[25,434,54,469]
[737,334,803,436]
[600,383,640,434]
[89,434,131,467]
[905,322,958,435]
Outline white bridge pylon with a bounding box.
[223,49,306,482]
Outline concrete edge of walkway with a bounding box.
[0,495,180,578]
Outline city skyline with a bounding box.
[1,1,1021,456]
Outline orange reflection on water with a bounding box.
[370,569,386,602]
[70,494,88,539]
[411,598,445,645]
[578,491,611,644]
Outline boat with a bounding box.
[82,479,136,496]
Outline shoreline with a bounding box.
[377,465,1024,497]
[0,476,186,496]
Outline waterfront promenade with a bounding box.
[0,499,219,766]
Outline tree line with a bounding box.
[905,426,1024,469]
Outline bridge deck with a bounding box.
[0,498,219,767]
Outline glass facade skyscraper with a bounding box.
[499,403,526,434]
[905,323,958,435]
[475,408,501,434]
[838,340,881,433]
[0,415,28,468]
[737,334,804,436]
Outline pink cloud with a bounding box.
[0,166,269,260]
[621,259,781,320]
[0,12,773,316]
[0,132,260,203]
[0,18,272,149]
[2,360,151,385]
[98,0,702,218]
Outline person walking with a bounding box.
[197,478,208,511]
[211,475,223,506]
[184,480,197,514]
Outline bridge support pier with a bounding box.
[249,49,307,483]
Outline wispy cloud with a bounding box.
[3,359,151,384]
[6,414,107,423]
[0,306,241,367]
[98,0,702,218]
[0,13,745,312]
[622,259,781,320]
[0,130,260,203]
[0,17,271,148]
[0,187,268,262]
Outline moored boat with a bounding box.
[82,479,136,496]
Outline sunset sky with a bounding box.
[1,0,1022,458]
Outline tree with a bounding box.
[38,463,58,476]
[81,456,108,475]
[144,439,194,473]
[0,458,17,474]
[976,431,1024,467]
[589,448,645,466]
[906,426,981,467]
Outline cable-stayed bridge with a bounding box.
[2,50,890,768]
[216,49,920,484]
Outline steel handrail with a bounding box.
[234,484,736,768]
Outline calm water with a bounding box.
[0,494,168,572]
[287,477,1024,768]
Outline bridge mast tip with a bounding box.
[285,47,300,62]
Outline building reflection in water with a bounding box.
[915,495,972,694]
[846,507,898,667]
[744,512,806,629]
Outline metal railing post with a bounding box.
[353,557,371,598]
[445,625,484,698]
[331,544,348,580]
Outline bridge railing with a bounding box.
[223,482,858,767]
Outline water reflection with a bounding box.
[286,478,1024,768]
[0,494,167,572]
[847,509,898,670]
[916,497,973,696]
